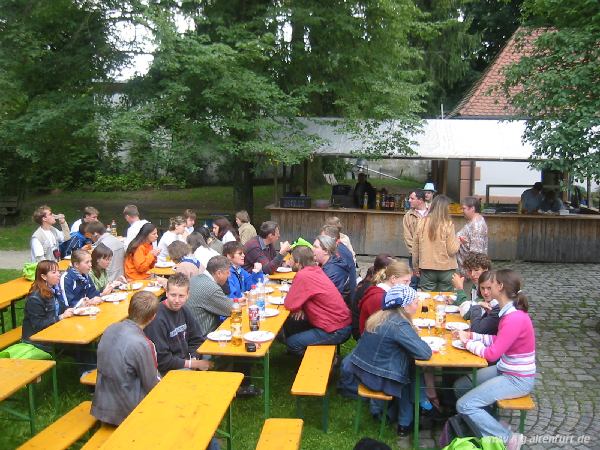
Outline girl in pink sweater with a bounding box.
[453,269,535,450]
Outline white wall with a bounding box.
[474,161,540,200]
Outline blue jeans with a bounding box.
[455,365,535,443]
[338,352,359,398]
[286,325,351,355]
[408,256,419,290]
[208,437,220,450]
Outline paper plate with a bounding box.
[143,286,162,293]
[417,292,431,300]
[102,292,128,303]
[421,336,445,351]
[243,331,275,343]
[276,266,292,273]
[73,306,100,316]
[263,308,280,318]
[268,296,285,305]
[207,330,232,342]
[452,339,467,350]
[445,322,469,331]
[155,261,175,268]
[63,255,72,260]
[413,318,435,328]
[278,284,290,292]
[445,305,460,313]
[262,287,274,294]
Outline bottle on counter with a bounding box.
[231,298,243,346]
[110,219,118,237]
[375,191,381,210]
[363,193,368,210]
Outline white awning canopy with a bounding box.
[303,118,535,161]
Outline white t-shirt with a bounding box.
[31,228,61,261]
[70,218,83,234]
[221,230,236,244]
[194,246,220,270]
[124,219,149,250]
[157,230,186,263]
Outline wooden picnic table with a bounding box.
[412,293,488,450]
[267,271,295,281]
[30,281,164,346]
[148,266,176,277]
[197,284,290,418]
[99,371,244,450]
[0,359,58,435]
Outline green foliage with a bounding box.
[501,2,600,181]
[87,171,185,192]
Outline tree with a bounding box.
[501,1,600,181]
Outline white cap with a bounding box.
[423,182,436,192]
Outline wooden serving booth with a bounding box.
[267,205,600,263]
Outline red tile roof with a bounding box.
[450,27,544,118]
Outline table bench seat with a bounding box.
[291,345,336,431]
[354,384,393,438]
[255,418,303,450]
[80,369,98,386]
[16,401,97,450]
[0,326,22,350]
[81,424,116,450]
[497,395,536,433]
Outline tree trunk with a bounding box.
[232,159,255,219]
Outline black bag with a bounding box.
[439,414,478,447]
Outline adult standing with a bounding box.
[30,205,70,262]
[70,206,99,233]
[235,210,257,245]
[412,195,460,292]
[243,221,291,274]
[353,173,376,209]
[457,197,488,275]
[87,221,125,282]
[402,189,428,289]
[123,205,149,249]
[423,183,436,209]
[520,182,543,214]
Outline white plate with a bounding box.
[268,296,285,305]
[207,330,232,342]
[262,287,274,294]
[102,292,128,303]
[447,294,457,302]
[413,318,435,328]
[446,321,469,331]
[143,286,162,293]
[276,266,292,273]
[263,308,280,317]
[63,255,72,260]
[421,336,445,351]
[73,306,100,316]
[155,261,175,268]
[278,284,290,292]
[445,305,460,313]
[452,339,467,350]
[417,292,431,300]
[243,331,275,343]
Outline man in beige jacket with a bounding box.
[402,189,427,288]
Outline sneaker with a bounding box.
[397,425,412,437]
[236,384,264,398]
[507,433,524,450]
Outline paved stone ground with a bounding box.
[355,258,600,449]
[0,250,29,270]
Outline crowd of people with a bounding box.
[22,195,533,450]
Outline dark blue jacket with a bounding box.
[227,264,263,299]
[59,231,91,257]
[60,268,100,307]
[322,254,351,296]
[22,290,67,349]
[351,313,432,384]
[336,242,357,300]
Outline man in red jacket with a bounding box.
[283,246,352,355]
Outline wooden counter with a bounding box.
[267,205,600,263]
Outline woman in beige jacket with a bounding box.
[412,195,460,291]
[235,210,257,245]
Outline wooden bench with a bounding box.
[290,345,336,432]
[354,384,393,439]
[255,418,303,450]
[0,196,20,225]
[0,326,22,350]
[17,401,97,450]
[497,395,535,433]
[81,424,117,450]
[80,369,98,386]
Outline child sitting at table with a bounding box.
[22,260,75,351]
[451,252,492,310]
[90,243,126,295]
[60,249,102,307]
[453,269,535,450]
[347,284,433,436]
[92,291,161,425]
[144,273,212,375]
[59,222,93,258]
[222,241,263,299]
[168,241,201,279]
[468,271,500,334]
[124,223,160,280]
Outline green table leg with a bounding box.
[1,307,5,333]
[472,367,478,386]
[413,366,421,450]
[52,364,59,413]
[322,390,330,432]
[353,398,362,433]
[227,404,233,450]
[519,411,526,433]
[10,300,17,329]
[296,397,303,418]
[263,352,270,418]
[379,400,389,439]
[27,383,36,435]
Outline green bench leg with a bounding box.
[296,397,303,419]
[263,352,270,418]
[519,411,527,433]
[378,401,389,439]
[322,391,330,433]
[353,397,362,434]
[412,366,421,450]
[227,404,233,450]
[27,383,36,435]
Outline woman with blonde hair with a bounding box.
[357,260,411,335]
[412,194,460,291]
[157,216,186,263]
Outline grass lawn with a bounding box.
[0,177,419,251]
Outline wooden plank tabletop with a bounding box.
[148,266,176,277]
[30,281,163,345]
[0,359,56,402]
[99,371,244,450]
[267,271,295,281]
[291,345,336,396]
[256,418,303,450]
[0,278,33,308]
[58,259,71,271]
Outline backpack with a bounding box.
[22,262,38,281]
[0,342,52,360]
[439,414,477,447]
[442,437,506,450]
